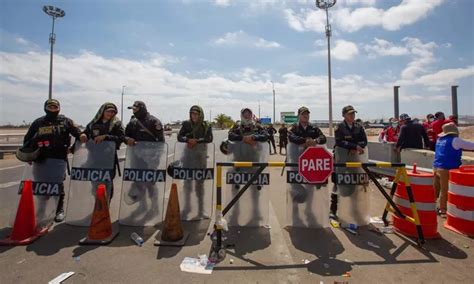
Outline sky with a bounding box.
[0,0,473,125]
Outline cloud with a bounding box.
[400,37,437,79]
[311,39,359,61]
[1,41,471,125]
[212,30,281,49]
[213,0,231,7]
[0,49,401,125]
[363,36,474,87]
[363,37,438,79]
[285,0,445,33]
[284,8,326,33]
[364,38,410,57]
[404,66,474,86]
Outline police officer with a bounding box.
[125,101,164,144]
[288,107,327,226]
[330,105,368,220]
[123,101,165,208]
[227,108,269,225]
[22,99,82,222]
[177,105,213,219]
[288,107,326,147]
[177,105,213,145]
[228,108,268,144]
[79,102,125,200]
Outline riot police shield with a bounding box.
[224,141,270,227]
[17,158,67,227]
[286,143,329,228]
[65,141,116,226]
[119,142,168,226]
[169,142,215,221]
[334,147,370,226]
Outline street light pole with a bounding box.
[43,6,65,100]
[258,100,261,119]
[121,86,126,122]
[271,81,276,123]
[316,0,336,136]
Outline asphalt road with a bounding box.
[0,130,472,283]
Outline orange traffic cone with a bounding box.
[79,184,118,245]
[0,180,49,246]
[155,183,189,246]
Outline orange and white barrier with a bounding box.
[393,168,440,239]
[445,165,474,237]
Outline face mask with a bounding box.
[391,123,398,128]
[45,110,59,120]
[428,118,434,123]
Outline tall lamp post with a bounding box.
[315,0,336,136]
[43,5,65,100]
[271,81,276,123]
[121,86,126,122]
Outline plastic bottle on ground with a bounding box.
[131,232,144,246]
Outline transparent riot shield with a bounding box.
[286,143,329,228]
[334,147,370,226]
[119,142,168,226]
[224,141,270,227]
[16,158,67,227]
[66,141,116,226]
[170,142,215,221]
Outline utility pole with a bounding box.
[121,85,126,122]
[271,81,276,123]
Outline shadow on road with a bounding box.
[286,226,349,276]
[24,223,84,256]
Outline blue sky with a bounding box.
[0,0,473,125]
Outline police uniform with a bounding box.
[330,105,368,218]
[83,103,126,149]
[228,109,269,142]
[177,105,213,219]
[24,115,81,160]
[177,105,212,144]
[288,107,327,145]
[22,99,82,222]
[125,101,164,142]
[83,103,125,200]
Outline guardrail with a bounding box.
[0,130,177,159]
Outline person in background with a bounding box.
[379,118,399,143]
[423,114,434,130]
[266,123,277,155]
[447,115,458,125]
[278,124,289,155]
[433,123,474,217]
[431,111,448,146]
[423,114,435,150]
[396,113,430,151]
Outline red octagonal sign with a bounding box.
[298,146,333,183]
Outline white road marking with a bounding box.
[0,181,20,189]
[0,164,24,171]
